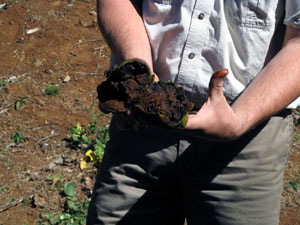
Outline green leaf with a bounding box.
[80,217,87,225]
[181,113,189,128]
[11,131,26,143]
[67,200,80,212]
[64,182,76,197]
[148,74,155,83]
[72,135,80,142]
[81,135,90,144]
[287,181,299,190]
[15,100,21,111]
[94,145,105,160]
[0,80,8,86]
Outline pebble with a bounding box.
[34,59,42,67]
[63,75,71,83]
[48,156,64,169]
[32,194,46,209]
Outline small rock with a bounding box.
[29,172,40,181]
[63,168,73,173]
[0,3,7,10]
[32,194,46,209]
[84,176,93,189]
[44,69,53,74]
[7,76,17,82]
[34,59,42,67]
[26,27,40,34]
[63,155,76,164]
[48,156,64,169]
[79,19,94,28]
[39,142,49,149]
[89,11,97,16]
[63,75,71,83]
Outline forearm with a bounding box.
[232,34,300,133]
[97,0,153,69]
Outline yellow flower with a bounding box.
[85,150,96,162]
[80,158,87,170]
[76,123,82,130]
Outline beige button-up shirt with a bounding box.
[142,0,300,108]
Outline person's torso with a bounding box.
[142,0,287,107]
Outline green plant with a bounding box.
[69,123,91,146]
[287,180,299,190]
[70,122,109,169]
[11,131,27,144]
[39,182,89,225]
[69,118,110,169]
[47,175,64,190]
[45,84,61,96]
[1,186,10,192]
[0,80,7,86]
[15,96,29,111]
[47,175,64,181]
[64,182,77,197]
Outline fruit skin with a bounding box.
[97,58,194,128]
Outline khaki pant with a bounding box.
[87,110,293,225]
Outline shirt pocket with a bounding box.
[225,0,276,29]
[152,0,183,5]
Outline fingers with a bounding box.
[209,68,228,99]
[153,73,159,82]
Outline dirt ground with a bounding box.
[0,0,299,224]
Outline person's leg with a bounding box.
[87,119,185,225]
[181,111,293,225]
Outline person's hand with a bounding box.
[150,72,159,82]
[185,69,245,140]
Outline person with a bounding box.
[87,1,300,224]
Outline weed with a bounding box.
[15,96,29,111]
[47,176,64,190]
[64,182,77,197]
[287,180,299,190]
[69,123,91,146]
[47,175,64,181]
[0,80,7,86]
[74,94,80,102]
[45,84,61,96]
[69,121,109,169]
[39,182,89,225]
[11,131,27,144]
[0,186,10,192]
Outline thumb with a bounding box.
[209,68,228,99]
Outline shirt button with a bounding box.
[188,53,195,59]
[198,13,205,20]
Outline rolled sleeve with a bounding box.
[284,1,300,29]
